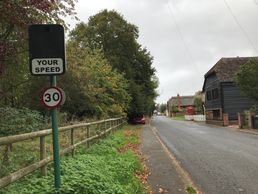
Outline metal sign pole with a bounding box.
[50,75,61,193]
[28,24,65,193]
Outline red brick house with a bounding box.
[167,94,195,117]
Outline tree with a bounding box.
[58,40,131,119]
[0,0,77,108]
[194,91,203,114]
[160,104,167,114]
[70,10,158,119]
[235,59,258,102]
[171,105,179,114]
[69,10,139,76]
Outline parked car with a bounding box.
[132,115,146,124]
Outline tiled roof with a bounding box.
[205,57,258,82]
[168,95,194,106]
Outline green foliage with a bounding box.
[171,105,179,113]
[0,107,45,136]
[0,142,39,177]
[0,0,77,108]
[61,42,131,118]
[235,59,258,102]
[3,128,145,194]
[70,10,158,119]
[160,103,167,113]
[194,96,203,114]
[186,186,197,194]
[1,6,157,121]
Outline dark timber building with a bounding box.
[203,57,257,125]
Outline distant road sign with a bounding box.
[42,87,63,108]
[28,24,66,75]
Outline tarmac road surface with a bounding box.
[151,116,258,194]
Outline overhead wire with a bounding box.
[166,0,201,74]
[223,0,258,53]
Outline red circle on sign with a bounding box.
[41,87,63,108]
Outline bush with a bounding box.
[0,107,45,137]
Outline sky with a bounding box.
[66,0,258,104]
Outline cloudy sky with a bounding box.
[66,0,258,104]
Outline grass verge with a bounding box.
[171,115,185,121]
[1,125,146,194]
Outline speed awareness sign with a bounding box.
[42,87,63,108]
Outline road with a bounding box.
[150,116,258,194]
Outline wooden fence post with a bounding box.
[40,136,47,176]
[70,129,74,156]
[96,124,100,142]
[0,118,124,188]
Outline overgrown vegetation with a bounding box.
[159,103,167,114]
[235,59,258,113]
[1,126,146,194]
[0,107,45,136]
[0,2,158,124]
[186,186,197,194]
[0,122,109,178]
[194,91,203,114]
[69,10,158,119]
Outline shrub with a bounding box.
[0,107,45,137]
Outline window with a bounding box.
[212,88,219,99]
[206,88,219,101]
[206,91,212,101]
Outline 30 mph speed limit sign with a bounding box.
[42,87,63,108]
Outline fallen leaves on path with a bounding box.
[159,187,168,193]
[120,127,153,194]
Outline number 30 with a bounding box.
[44,92,60,102]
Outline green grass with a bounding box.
[0,125,145,194]
[171,115,185,121]
[0,126,106,178]
[186,186,197,194]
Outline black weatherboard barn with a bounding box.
[203,57,256,124]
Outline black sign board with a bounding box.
[28,24,66,75]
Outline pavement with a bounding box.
[140,124,188,194]
[140,117,258,194]
[150,116,258,194]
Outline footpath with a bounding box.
[140,124,187,194]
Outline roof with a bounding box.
[168,95,195,106]
[205,57,258,82]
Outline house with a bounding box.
[202,57,257,125]
[167,94,195,116]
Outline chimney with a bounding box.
[177,93,180,110]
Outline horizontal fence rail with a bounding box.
[0,117,126,188]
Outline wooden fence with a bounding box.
[0,117,125,188]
